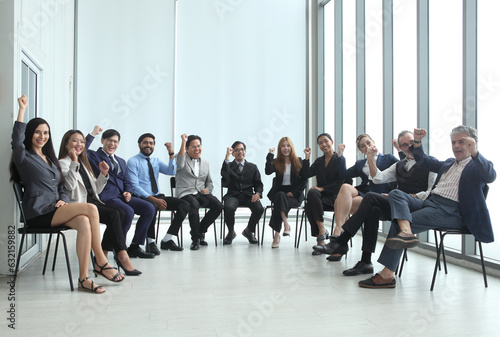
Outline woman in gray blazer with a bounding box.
[10,95,124,293]
[58,129,141,276]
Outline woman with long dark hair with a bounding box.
[11,95,124,293]
[265,137,307,248]
[302,133,346,252]
[58,128,141,276]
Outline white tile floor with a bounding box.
[1,220,499,337]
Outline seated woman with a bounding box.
[58,128,141,276]
[10,95,124,293]
[302,133,346,253]
[329,133,398,261]
[265,137,307,248]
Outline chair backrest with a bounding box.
[170,176,176,197]
[12,181,26,224]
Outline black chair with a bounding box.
[13,181,75,291]
[398,185,489,291]
[170,177,218,247]
[295,204,334,249]
[261,204,305,247]
[153,178,182,247]
[219,177,261,245]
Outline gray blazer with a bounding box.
[11,121,69,220]
[175,154,213,198]
[59,156,108,204]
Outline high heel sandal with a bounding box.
[272,233,280,248]
[93,257,125,282]
[316,229,329,243]
[114,255,142,276]
[78,277,105,294]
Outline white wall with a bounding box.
[0,0,75,275]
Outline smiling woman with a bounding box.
[10,95,125,293]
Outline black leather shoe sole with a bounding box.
[358,274,396,288]
[326,254,343,261]
[127,250,155,259]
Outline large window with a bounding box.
[477,0,500,261]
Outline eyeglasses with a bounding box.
[399,140,414,148]
[105,139,120,144]
[233,148,245,153]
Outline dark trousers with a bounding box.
[223,194,264,233]
[342,192,391,253]
[269,191,301,232]
[304,189,335,236]
[181,193,223,240]
[96,203,128,252]
[105,196,156,245]
[144,194,190,239]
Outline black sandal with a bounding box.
[93,258,125,283]
[78,277,105,294]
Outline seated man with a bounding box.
[176,134,223,250]
[87,129,156,259]
[313,130,437,276]
[355,126,495,289]
[221,141,264,245]
[127,133,189,254]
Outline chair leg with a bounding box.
[433,230,442,272]
[431,234,445,291]
[440,232,448,274]
[294,209,299,248]
[155,210,161,244]
[43,233,54,274]
[213,218,218,247]
[261,208,268,244]
[398,248,407,277]
[477,241,488,287]
[256,221,261,246]
[59,233,74,291]
[14,232,26,278]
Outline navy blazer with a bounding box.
[221,160,264,199]
[346,153,399,195]
[11,121,69,220]
[86,135,132,202]
[265,153,307,203]
[411,145,496,243]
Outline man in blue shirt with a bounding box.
[127,133,189,253]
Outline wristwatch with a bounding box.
[413,140,422,144]
[169,152,175,156]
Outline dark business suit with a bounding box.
[378,145,496,271]
[221,160,264,232]
[265,153,307,232]
[302,154,346,236]
[346,153,399,195]
[87,139,155,245]
[11,121,69,223]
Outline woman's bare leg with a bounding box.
[316,220,327,245]
[52,203,123,282]
[333,184,360,236]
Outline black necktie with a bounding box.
[109,155,118,174]
[146,157,159,195]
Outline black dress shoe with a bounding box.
[223,232,237,245]
[190,239,200,251]
[326,254,343,261]
[242,228,258,244]
[343,261,374,276]
[127,245,155,259]
[312,250,323,256]
[145,242,161,256]
[313,237,348,255]
[161,239,184,251]
[200,233,208,246]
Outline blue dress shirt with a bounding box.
[127,153,176,198]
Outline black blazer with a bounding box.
[265,153,307,202]
[301,153,346,203]
[221,160,264,199]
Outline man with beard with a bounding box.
[127,133,188,253]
